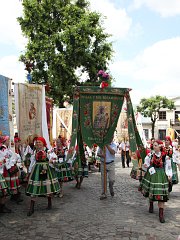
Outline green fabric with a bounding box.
[55,163,74,181]
[26,162,60,196]
[139,167,169,201]
[126,93,146,162]
[67,86,146,165]
[79,88,126,148]
[0,174,9,197]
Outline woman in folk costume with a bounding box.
[54,142,73,198]
[0,136,23,204]
[138,140,172,223]
[26,137,60,216]
[0,151,11,213]
[164,136,178,187]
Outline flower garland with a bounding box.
[97,70,110,89]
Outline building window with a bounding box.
[143,129,149,140]
[159,111,166,120]
[158,129,166,140]
[175,111,180,121]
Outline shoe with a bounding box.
[100,193,107,200]
[110,192,114,197]
[27,200,35,216]
[159,208,165,223]
[109,181,114,197]
[149,202,154,213]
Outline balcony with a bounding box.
[170,119,180,126]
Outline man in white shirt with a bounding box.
[119,138,131,168]
[97,140,117,200]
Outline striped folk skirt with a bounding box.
[0,173,9,197]
[73,160,88,178]
[138,167,169,202]
[55,162,74,182]
[3,166,20,194]
[26,162,60,196]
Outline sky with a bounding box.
[0,0,180,104]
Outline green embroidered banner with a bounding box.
[79,87,129,149]
[67,86,146,163]
[126,93,146,162]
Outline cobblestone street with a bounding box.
[0,155,180,240]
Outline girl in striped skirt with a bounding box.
[139,140,172,223]
[0,136,23,204]
[26,137,60,216]
[0,151,11,213]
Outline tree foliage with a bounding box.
[136,95,175,137]
[18,0,113,106]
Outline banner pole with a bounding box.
[103,146,107,194]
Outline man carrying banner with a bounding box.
[97,139,117,200]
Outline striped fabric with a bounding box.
[26,162,60,196]
[0,173,9,197]
[55,162,74,182]
[3,166,20,194]
[139,167,169,202]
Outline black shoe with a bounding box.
[110,192,114,197]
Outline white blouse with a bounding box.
[144,152,172,177]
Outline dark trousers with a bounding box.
[121,150,130,167]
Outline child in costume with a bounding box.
[26,137,60,216]
[0,136,23,204]
[0,151,11,213]
[139,140,172,223]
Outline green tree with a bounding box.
[136,96,175,138]
[18,0,113,106]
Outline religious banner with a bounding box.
[0,75,10,136]
[126,93,146,162]
[46,97,53,144]
[15,83,43,143]
[56,108,73,140]
[67,86,130,162]
[80,89,127,149]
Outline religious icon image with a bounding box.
[93,102,111,129]
[29,102,36,120]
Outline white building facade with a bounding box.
[142,97,180,142]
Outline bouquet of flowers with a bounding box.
[97,70,110,89]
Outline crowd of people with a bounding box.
[0,132,180,224]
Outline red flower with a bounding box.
[100,81,109,89]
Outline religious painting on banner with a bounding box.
[79,87,130,149]
[0,75,10,136]
[16,83,43,143]
[56,108,73,141]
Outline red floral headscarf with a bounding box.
[36,137,47,147]
[0,136,9,146]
